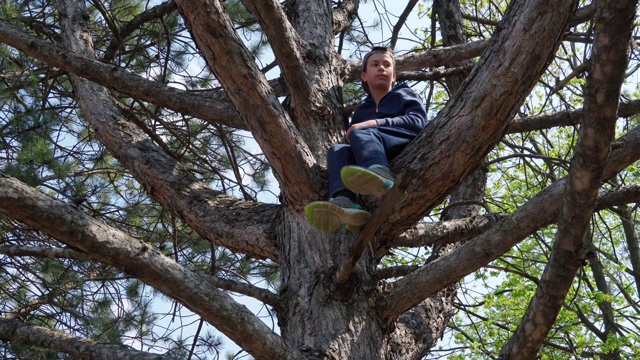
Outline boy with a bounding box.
[305,46,428,231]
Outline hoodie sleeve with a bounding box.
[375,86,428,134]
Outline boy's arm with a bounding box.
[375,90,428,134]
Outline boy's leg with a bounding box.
[348,126,417,169]
[305,144,370,232]
[304,196,370,232]
[342,126,416,199]
[340,164,395,200]
[327,144,356,200]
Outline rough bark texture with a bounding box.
[54,2,292,358]
[1,0,639,359]
[500,1,637,358]
[384,0,579,237]
[276,208,386,358]
[0,173,293,359]
[0,318,172,360]
[387,2,487,357]
[382,124,640,322]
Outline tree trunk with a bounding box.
[277,211,393,358]
[7,0,640,359]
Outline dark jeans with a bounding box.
[327,126,418,199]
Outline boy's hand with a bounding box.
[346,119,379,143]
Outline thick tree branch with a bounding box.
[501,1,636,357]
[383,0,579,243]
[397,65,475,82]
[386,185,640,253]
[0,174,294,360]
[332,0,359,34]
[55,0,279,261]
[375,265,418,280]
[381,122,640,325]
[241,0,311,109]
[0,243,281,310]
[507,99,640,134]
[384,304,449,359]
[0,20,244,129]
[175,0,317,206]
[0,318,172,360]
[390,214,508,250]
[0,245,91,261]
[78,74,278,260]
[597,186,640,209]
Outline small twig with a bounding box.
[203,274,282,312]
[550,63,588,95]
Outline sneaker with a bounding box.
[304,196,371,232]
[340,165,394,200]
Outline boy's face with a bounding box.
[362,53,396,93]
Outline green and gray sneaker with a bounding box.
[304,196,371,232]
[340,165,395,200]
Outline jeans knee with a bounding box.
[350,127,375,141]
[328,143,350,156]
[327,144,353,166]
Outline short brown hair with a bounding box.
[362,46,395,94]
[362,46,395,72]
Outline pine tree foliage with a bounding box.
[1,0,640,359]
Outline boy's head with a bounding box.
[361,46,396,95]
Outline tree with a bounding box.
[1,0,640,358]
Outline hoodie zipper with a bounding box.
[376,89,392,114]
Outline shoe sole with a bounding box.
[304,201,371,232]
[341,166,393,200]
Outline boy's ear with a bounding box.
[361,72,368,83]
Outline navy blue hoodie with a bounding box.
[351,83,428,134]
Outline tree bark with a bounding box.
[54,1,292,358]
[500,1,637,358]
[0,172,294,359]
[2,0,640,359]
[384,0,580,238]
[0,318,173,360]
[382,123,640,322]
